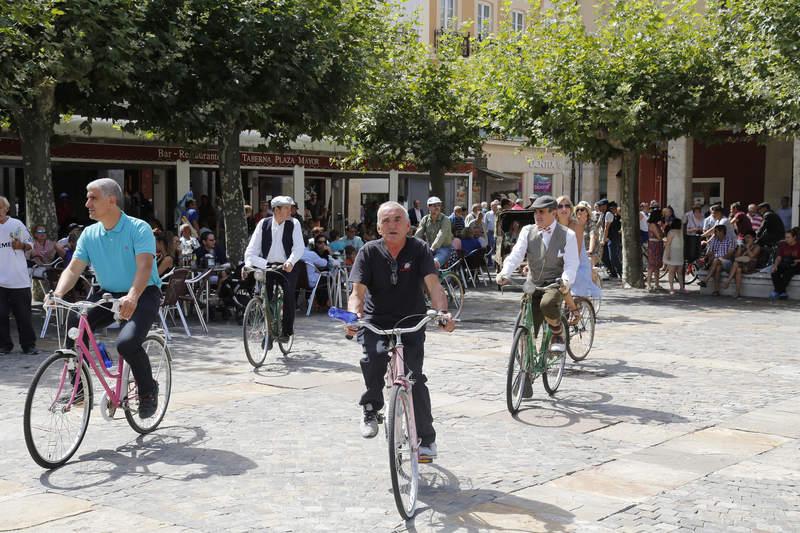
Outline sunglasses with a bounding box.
[35,230,47,234]
[558,204,572,209]
[388,258,398,286]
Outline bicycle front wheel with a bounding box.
[24,352,93,469]
[542,318,568,395]
[125,334,172,434]
[243,296,269,367]
[566,297,596,362]
[506,327,531,414]
[387,384,419,520]
[442,272,464,319]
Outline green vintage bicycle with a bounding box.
[506,281,570,414]
[242,265,294,368]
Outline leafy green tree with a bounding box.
[338,24,485,200]
[710,0,800,136]
[121,0,386,262]
[482,0,729,287]
[0,0,144,233]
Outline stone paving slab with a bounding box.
[0,493,92,531]
[0,285,797,531]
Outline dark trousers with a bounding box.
[67,285,161,395]
[604,238,622,277]
[266,268,298,336]
[358,329,435,446]
[771,262,800,293]
[0,286,36,351]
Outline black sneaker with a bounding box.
[698,280,707,288]
[278,335,291,343]
[138,382,159,419]
[22,347,39,355]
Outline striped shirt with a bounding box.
[748,213,763,232]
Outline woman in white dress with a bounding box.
[663,217,685,294]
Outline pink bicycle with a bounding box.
[23,294,172,469]
[330,308,448,520]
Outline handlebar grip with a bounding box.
[345,334,354,341]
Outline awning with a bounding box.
[477,167,521,182]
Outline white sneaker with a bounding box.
[550,334,566,353]
[419,442,437,459]
[360,406,379,439]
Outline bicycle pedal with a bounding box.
[418,455,434,464]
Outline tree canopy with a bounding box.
[338,21,485,199]
[710,0,800,136]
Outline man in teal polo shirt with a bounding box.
[51,178,162,418]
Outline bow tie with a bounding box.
[539,226,552,234]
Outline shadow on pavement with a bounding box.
[513,389,688,427]
[38,425,257,491]
[403,464,574,532]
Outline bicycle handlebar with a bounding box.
[498,276,563,292]
[329,308,450,340]
[46,292,121,319]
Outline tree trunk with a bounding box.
[15,83,57,236]
[217,121,248,264]
[621,150,644,288]
[428,159,445,201]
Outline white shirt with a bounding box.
[485,210,496,233]
[245,217,305,269]
[0,217,33,289]
[639,211,649,232]
[301,249,331,287]
[500,223,579,287]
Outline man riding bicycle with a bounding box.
[495,195,579,353]
[414,196,453,269]
[49,179,162,418]
[346,201,456,459]
[244,196,305,344]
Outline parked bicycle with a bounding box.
[242,265,293,368]
[329,307,449,520]
[23,294,172,469]
[506,281,570,414]
[432,265,464,319]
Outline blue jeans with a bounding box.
[487,231,495,266]
[433,246,452,268]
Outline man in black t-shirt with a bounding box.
[347,201,455,460]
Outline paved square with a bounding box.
[0,286,797,532]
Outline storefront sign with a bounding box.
[534,173,552,194]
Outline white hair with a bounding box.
[0,196,9,210]
[376,201,410,228]
[87,178,123,206]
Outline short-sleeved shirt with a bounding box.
[778,241,800,261]
[349,237,437,329]
[183,208,199,224]
[74,212,161,292]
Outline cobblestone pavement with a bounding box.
[0,283,797,532]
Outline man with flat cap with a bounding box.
[245,196,306,342]
[495,195,579,353]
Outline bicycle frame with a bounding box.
[519,294,554,374]
[53,312,128,411]
[386,338,419,454]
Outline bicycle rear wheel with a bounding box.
[542,318,568,395]
[566,297,596,362]
[684,260,698,284]
[125,334,172,434]
[24,352,93,469]
[442,272,464,319]
[387,383,419,520]
[506,327,531,414]
[243,296,269,367]
[273,285,293,355]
